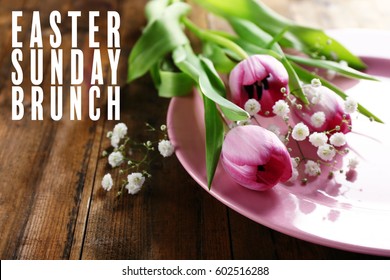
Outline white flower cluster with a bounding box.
[299,130,348,177]
[272,100,290,117]
[289,157,299,182]
[126,172,145,194]
[158,140,175,157]
[235,77,362,185]
[244,99,261,116]
[310,111,326,128]
[292,122,310,141]
[344,97,358,114]
[109,122,128,148]
[102,123,175,195]
[260,78,360,183]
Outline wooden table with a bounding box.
[1,0,389,260]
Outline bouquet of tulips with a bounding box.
[128,0,381,191]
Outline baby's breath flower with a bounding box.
[158,140,174,157]
[317,144,336,161]
[106,131,113,138]
[237,119,251,126]
[110,133,121,148]
[347,157,359,170]
[311,94,321,105]
[244,99,261,116]
[272,100,290,117]
[339,60,348,67]
[292,122,310,141]
[326,69,336,80]
[113,123,128,139]
[344,97,358,114]
[311,78,322,88]
[304,160,321,176]
[310,111,326,128]
[125,172,145,195]
[160,124,167,131]
[101,173,113,191]
[108,151,124,167]
[291,157,299,168]
[309,132,328,147]
[289,168,299,182]
[329,132,347,147]
[308,86,323,105]
[302,84,317,96]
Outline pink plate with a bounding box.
[167,30,390,256]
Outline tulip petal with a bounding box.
[229,55,289,116]
[292,86,351,133]
[221,125,293,191]
[222,125,273,166]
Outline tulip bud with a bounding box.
[291,85,351,134]
[229,55,289,117]
[221,125,293,191]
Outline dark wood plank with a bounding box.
[0,0,107,259]
[228,210,277,259]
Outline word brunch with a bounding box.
[11,10,121,121]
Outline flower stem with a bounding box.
[295,140,307,162]
[182,17,249,60]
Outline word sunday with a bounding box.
[11,10,121,121]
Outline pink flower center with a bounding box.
[243,74,271,100]
[257,165,265,171]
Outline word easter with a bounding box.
[11,11,121,121]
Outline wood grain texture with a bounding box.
[0,0,389,260]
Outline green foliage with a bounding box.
[128,0,383,188]
[193,0,366,69]
[128,2,191,81]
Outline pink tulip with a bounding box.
[229,55,289,117]
[221,125,293,191]
[292,85,351,134]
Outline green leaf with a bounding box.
[145,0,170,24]
[292,63,383,123]
[149,63,161,89]
[157,70,194,97]
[280,56,309,104]
[173,45,248,187]
[228,17,283,55]
[173,45,249,121]
[203,95,224,189]
[288,25,366,70]
[286,55,378,81]
[199,57,249,120]
[150,57,195,97]
[172,45,201,80]
[202,42,237,73]
[128,2,191,82]
[193,0,366,69]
